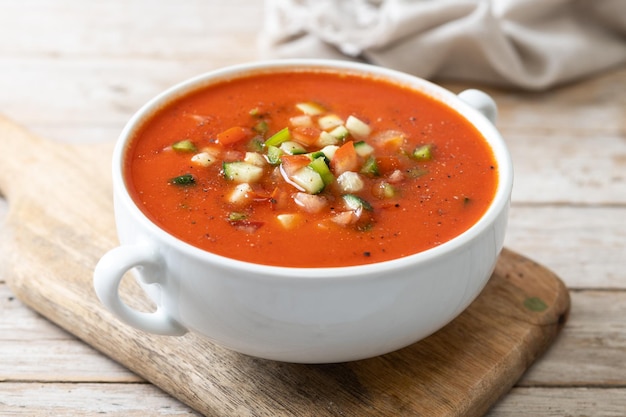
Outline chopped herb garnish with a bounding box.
[170,173,196,186]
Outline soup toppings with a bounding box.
[126,71,498,267]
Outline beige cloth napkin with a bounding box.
[259,0,626,90]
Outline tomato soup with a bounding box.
[124,70,498,268]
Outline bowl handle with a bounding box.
[93,243,187,336]
[458,89,498,124]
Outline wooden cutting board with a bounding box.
[0,115,570,417]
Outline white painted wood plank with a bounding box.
[505,206,626,289]
[487,387,626,417]
[0,382,200,416]
[505,131,626,205]
[518,291,626,386]
[1,382,625,417]
[3,285,625,386]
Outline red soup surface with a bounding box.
[125,70,498,268]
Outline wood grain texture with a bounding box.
[0,116,569,416]
[1,0,624,415]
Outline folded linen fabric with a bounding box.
[259,0,626,90]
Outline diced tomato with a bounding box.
[269,186,290,210]
[229,219,265,233]
[280,154,312,177]
[291,126,321,146]
[330,141,359,175]
[216,126,252,146]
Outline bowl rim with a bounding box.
[112,58,513,279]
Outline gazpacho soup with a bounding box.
[125,69,498,268]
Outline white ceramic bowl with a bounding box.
[94,59,513,364]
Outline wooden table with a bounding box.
[1,1,625,415]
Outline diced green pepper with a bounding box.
[264,127,291,147]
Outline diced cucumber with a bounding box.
[342,194,373,212]
[223,161,264,183]
[191,151,216,167]
[307,150,328,161]
[354,140,374,157]
[329,125,349,140]
[228,183,253,204]
[280,140,307,155]
[290,166,325,194]
[247,136,265,152]
[308,156,334,186]
[264,127,291,147]
[289,115,313,127]
[276,213,302,229]
[172,139,197,152]
[244,151,267,167]
[337,171,364,193]
[318,114,344,130]
[252,120,269,136]
[412,144,433,160]
[265,145,283,165]
[317,131,339,146]
[375,181,397,199]
[320,145,339,160]
[360,155,379,176]
[345,115,371,138]
[296,101,325,116]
